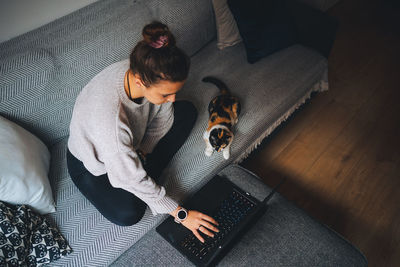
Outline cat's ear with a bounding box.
[209,132,219,145]
[209,129,222,149]
[223,130,233,142]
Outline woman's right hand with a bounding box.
[172,208,219,243]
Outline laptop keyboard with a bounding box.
[180,189,256,261]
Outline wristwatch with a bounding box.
[174,207,188,224]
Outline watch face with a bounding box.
[177,209,187,220]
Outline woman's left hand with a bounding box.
[182,210,219,243]
[171,207,219,243]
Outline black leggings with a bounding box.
[66,101,197,226]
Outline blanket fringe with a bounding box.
[234,69,329,164]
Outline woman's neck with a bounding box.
[124,70,144,103]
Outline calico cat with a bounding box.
[202,76,241,159]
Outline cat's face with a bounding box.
[209,128,233,152]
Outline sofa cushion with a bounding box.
[227,0,297,63]
[297,0,340,11]
[0,48,57,144]
[0,116,55,215]
[45,40,328,266]
[286,0,339,58]
[0,201,72,266]
[211,0,242,50]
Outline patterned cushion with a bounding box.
[0,201,72,266]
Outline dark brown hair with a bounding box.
[130,21,190,87]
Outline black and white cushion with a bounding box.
[0,201,72,266]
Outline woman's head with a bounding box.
[129,21,190,104]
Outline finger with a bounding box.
[193,230,205,243]
[199,225,215,238]
[200,214,219,226]
[200,221,219,233]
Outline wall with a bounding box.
[0,0,98,43]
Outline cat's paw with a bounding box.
[223,149,230,159]
[205,147,213,157]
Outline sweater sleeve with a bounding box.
[103,150,178,215]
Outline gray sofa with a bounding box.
[0,0,365,266]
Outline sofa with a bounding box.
[0,0,366,266]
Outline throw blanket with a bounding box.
[0,201,72,266]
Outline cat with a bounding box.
[202,76,241,159]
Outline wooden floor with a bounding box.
[241,0,400,266]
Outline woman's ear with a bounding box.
[133,74,145,88]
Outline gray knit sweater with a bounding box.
[68,59,178,215]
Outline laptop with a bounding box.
[156,174,283,266]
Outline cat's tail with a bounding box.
[202,76,230,95]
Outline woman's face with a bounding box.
[142,79,185,105]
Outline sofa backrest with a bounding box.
[0,0,216,146]
[145,0,216,58]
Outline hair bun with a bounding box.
[142,21,176,49]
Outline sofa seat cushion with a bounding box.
[45,39,327,266]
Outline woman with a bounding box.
[67,21,218,243]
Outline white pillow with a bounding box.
[212,0,242,50]
[0,116,56,214]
